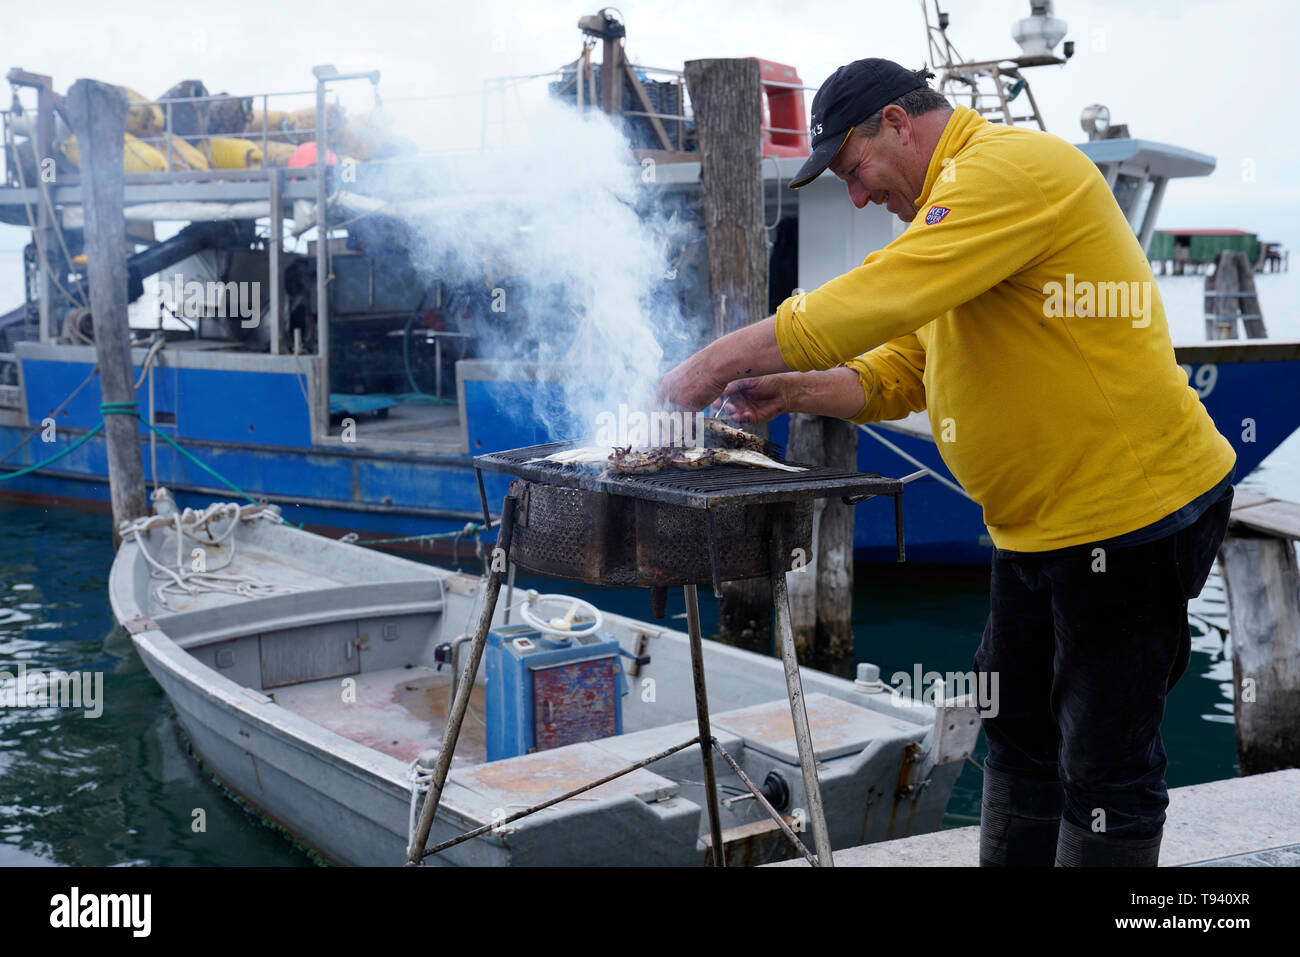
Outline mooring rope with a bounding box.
[122,499,291,609]
[407,756,436,852]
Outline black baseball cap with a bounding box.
[789,59,935,189]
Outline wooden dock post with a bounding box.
[1231,250,1267,339]
[787,413,822,656]
[786,413,857,670]
[62,80,148,541]
[1205,250,1241,339]
[1217,493,1300,775]
[684,57,771,651]
[815,417,857,666]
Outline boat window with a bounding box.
[1130,177,1158,228]
[1111,172,1145,220]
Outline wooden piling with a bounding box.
[62,80,148,542]
[1217,494,1300,775]
[684,57,771,651]
[1205,250,1240,339]
[786,413,822,655]
[814,417,857,667]
[1231,250,1267,339]
[786,413,857,671]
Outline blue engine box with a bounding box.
[484,624,628,762]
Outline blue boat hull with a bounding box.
[3,345,1297,565]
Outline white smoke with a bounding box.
[373,95,703,443]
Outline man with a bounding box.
[657,58,1236,867]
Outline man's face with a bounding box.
[828,113,920,223]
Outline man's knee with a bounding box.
[1059,761,1169,840]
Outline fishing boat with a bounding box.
[3,2,1297,565]
[107,490,975,865]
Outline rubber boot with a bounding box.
[1055,816,1163,867]
[978,765,1065,866]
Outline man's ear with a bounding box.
[882,104,910,143]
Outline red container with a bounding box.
[750,58,810,158]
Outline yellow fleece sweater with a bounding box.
[774,106,1235,552]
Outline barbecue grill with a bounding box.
[476,441,905,590]
[407,441,911,868]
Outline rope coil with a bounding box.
[121,499,291,609]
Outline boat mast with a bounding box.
[920,0,1074,130]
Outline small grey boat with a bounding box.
[108,490,978,866]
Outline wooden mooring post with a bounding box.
[787,413,857,671]
[684,57,771,652]
[1204,250,1267,340]
[62,80,148,542]
[1216,492,1300,774]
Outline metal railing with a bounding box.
[123,87,322,175]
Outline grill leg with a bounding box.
[407,495,517,864]
[770,528,836,867]
[684,583,727,866]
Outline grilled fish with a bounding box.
[710,448,806,472]
[669,447,717,469]
[606,446,673,475]
[702,417,784,459]
[528,446,611,467]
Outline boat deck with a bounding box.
[270,665,487,767]
[145,539,355,616]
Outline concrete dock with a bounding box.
[772,768,1300,866]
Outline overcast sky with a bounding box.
[3,0,1295,249]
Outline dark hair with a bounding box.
[854,71,950,139]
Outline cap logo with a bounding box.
[811,122,823,136]
[925,205,951,225]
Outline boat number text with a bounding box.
[1179,363,1218,398]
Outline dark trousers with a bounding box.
[973,486,1233,840]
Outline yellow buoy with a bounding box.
[60,133,169,174]
[262,141,296,168]
[161,135,210,171]
[205,137,264,170]
[249,109,296,142]
[119,87,164,139]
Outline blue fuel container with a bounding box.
[483,624,629,762]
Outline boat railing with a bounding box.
[125,88,323,176]
[1,84,334,188]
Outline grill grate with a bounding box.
[475,442,902,509]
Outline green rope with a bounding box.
[128,414,261,507]
[0,404,261,511]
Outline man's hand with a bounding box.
[656,352,728,412]
[726,367,870,424]
[719,375,791,425]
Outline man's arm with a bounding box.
[721,334,927,425]
[775,153,1055,372]
[658,153,1053,408]
[842,332,927,423]
[655,316,788,411]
